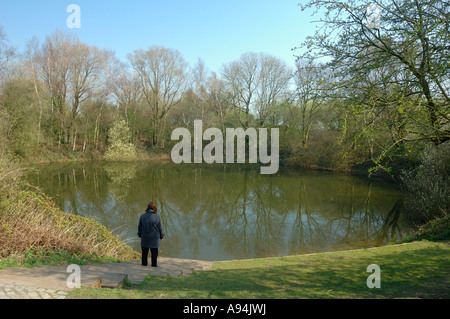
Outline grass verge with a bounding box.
[69,240,449,299]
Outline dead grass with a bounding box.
[0,185,139,261]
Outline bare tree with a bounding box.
[223,52,291,128]
[205,71,231,131]
[35,30,74,145]
[292,60,327,148]
[191,58,209,121]
[222,52,259,128]
[110,61,143,144]
[68,43,110,149]
[128,45,187,148]
[34,30,109,148]
[24,37,44,147]
[192,57,208,99]
[256,54,292,126]
[0,26,15,85]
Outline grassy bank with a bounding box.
[0,185,139,267]
[21,146,171,166]
[69,240,449,299]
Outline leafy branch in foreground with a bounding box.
[296,0,450,171]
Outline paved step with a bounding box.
[0,257,214,292]
[0,265,101,290]
[98,273,128,289]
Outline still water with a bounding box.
[26,161,410,261]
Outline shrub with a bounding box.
[408,215,450,242]
[0,154,22,193]
[400,144,450,223]
[104,119,137,161]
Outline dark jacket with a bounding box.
[138,209,165,248]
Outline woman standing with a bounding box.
[138,202,165,267]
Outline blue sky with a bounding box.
[0,0,318,73]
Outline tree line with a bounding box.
[0,0,448,180]
[0,27,333,165]
[0,0,448,222]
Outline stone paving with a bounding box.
[0,257,214,299]
[0,283,69,299]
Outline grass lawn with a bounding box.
[69,240,449,299]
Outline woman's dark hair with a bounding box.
[147,202,157,212]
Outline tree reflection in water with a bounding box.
[26,162,410,261]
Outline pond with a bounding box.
[26,161,411,261]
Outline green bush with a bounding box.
[407,215,450,242]
[104,119,137,161]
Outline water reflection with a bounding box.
[26,162,410,261]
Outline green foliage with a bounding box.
[0,248,122,269]
[0,153,22,192]
[104,119,137,161]
[0,78,41,157]
[407,215,450,242]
